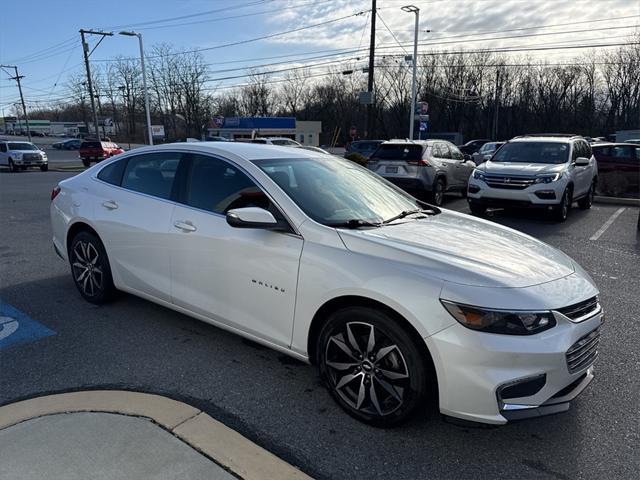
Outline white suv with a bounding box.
[0,140,48,172]
[467,135,598,221]
[50,143,602,426]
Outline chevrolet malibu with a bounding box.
[50,143,603,426]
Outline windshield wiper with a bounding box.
[327,219,382,229]
[382,208,437,224]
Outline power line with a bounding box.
[376,11,409,54]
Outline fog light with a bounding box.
[468,184,480,194]
[535,190,556,200]
[497,374,547,401]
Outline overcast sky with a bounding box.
[1,0,638,111]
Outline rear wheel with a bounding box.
[69,231,116,304]
[40,164,48,172]
[430,178,445,206]
[578,181,595,210]
[317,307,432,427]
[82,159,91,168]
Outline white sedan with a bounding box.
[50,142,603,426]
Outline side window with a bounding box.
[121,152,180,199]
[635,147,640,162]
[97,158,127,186]
[582,141,592,158]
[0,144,6,153]
[437,143,451,159]
[571,142,580,161]
[183,154,270,214]
[449,144,464,160]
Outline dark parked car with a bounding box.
[458,139,491,155]
[79,140,124,167]
[591,143,640,196]
[53,139,82,150]
[345,140,385,159]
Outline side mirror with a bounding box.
[575,157,590,166]
[463,154,472,161]
[226,207,286,231]
[483,154,492,161]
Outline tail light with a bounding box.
[51,186,61,202]
[407,159,430,166]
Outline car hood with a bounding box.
[480,161,565,175]
[337,210,575,288]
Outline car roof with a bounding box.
[509,136,577,143]
[592,142,638,147]
[126,141,322,161]
[383,139,435,145]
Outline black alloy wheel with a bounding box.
[70,231,116,304]
[318,307,432,427]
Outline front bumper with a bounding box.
[381,176,431,192]
[14,157,47,166]
[425,300,603,425]
[467,180,564,207]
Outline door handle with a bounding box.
[174,220,197,232]
[102,200,118,210]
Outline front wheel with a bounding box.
[317,307,433,427]
[469,202,486,216]
[9,160,19,172]
[69,231,116,304]
[553,188,571,222]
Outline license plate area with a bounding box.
[386,166,398,174]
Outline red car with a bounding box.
[591,143,640,197]
[79,140,124,167]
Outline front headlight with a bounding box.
[441,300,556,335]
[535,172,562,184]
[472,169,486,181]
[13,152,23,159]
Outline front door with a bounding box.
[169,153,303,347]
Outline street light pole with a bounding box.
[402,5,420,141]
[120,31,153,145]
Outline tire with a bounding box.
[577,181,595,210]
[82,159,91,168]
[317,307,432,427]
[460,187,468,198]
[469,202,486,216]
[69,231,116,304]
[9,160,19,172]
[554,188,571,222]
[430,178,445,206]
[40,164,49,172]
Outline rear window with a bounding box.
[81,141,102,149]
[370,144,423,161]
[97,159,127,186]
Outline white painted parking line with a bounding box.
[589,207,626,241]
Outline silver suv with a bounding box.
[467,135,598,221]
[0,141,48,172]
[367,140,475,205]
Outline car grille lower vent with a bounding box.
[557,296,599,321]
[566,327,600,373]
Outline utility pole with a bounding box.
[366,0,376,139]
[80,29,113,140]
[1,64,31,141]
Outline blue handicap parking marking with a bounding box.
[0,301,56,350]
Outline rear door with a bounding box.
[91,151,183,301]
[572,140,592,196]
[448,142,475,186]
[434,142,458,187]
[367,143,424,179]
[0,143,8,165]
[168,153,303,347]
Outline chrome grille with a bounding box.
[24,153,41,161]
[484,174,536,190]
[566,327,600,373]
[557,296,599,321]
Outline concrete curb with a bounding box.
[594,196,640,207]
[0,391,312,480]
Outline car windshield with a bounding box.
[370,144,423,161]
[8,142,37,150]
[253,156,423,226]
[491,141,569,164]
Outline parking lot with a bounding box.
[1,168,638,479]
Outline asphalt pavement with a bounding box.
[0,169,638,479]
